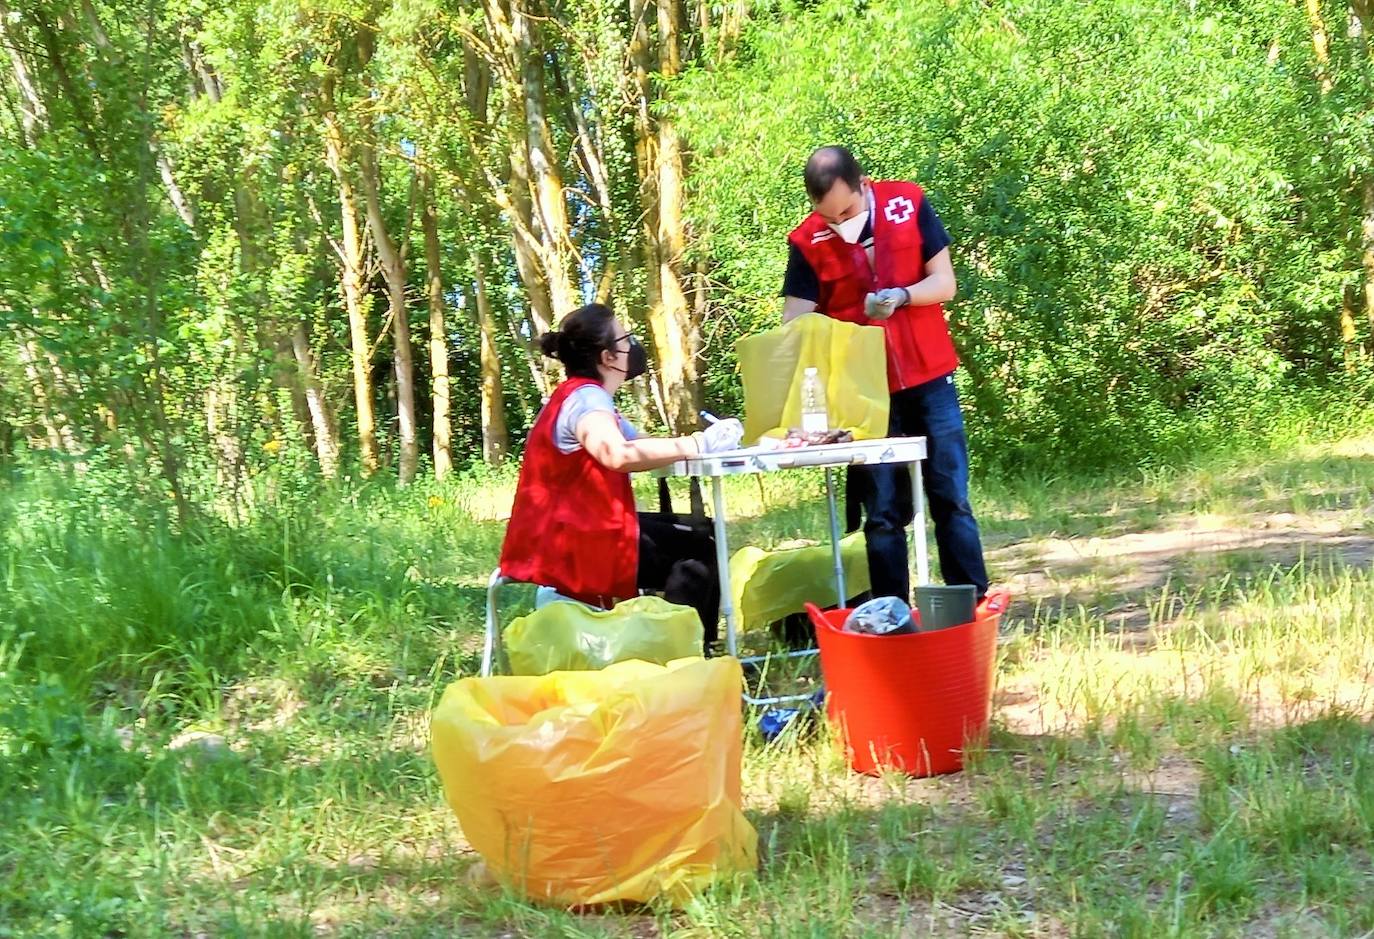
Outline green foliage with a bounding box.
[3,0,1372,508]
[678,0,1374,470]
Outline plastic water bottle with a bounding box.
[800,367,829,434]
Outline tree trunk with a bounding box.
[476,0,567,363]
[154,143,197,230]
[291,321,340,477]
[464,41,491,124]
[358,138,418,486]
[421,167,453,480]
[504,309,546,414]
[693,249,709,354]
[472,245,510,464]
[1301,0,1348,358]
[630,0,700,432]
[1353,1,1374,347]
[0,1,45,142]
[499,133,556,396]
[204,381,244,501]
[659,0,701,429]
[552,56,614,227]
[512,2,578,321]
[1305,0,1334,91]
[630,0,662,319]
[322,74,380,475]
[452,34,544,414]
[653,122,700,428]
[269,334,312,457]
[349,26,417,484]
[226,149,314,471]
[505,96,556,340]
[1341,285,1361,369]
[722,0,747,59]
[549,54,619,302]
[17,337,72,455]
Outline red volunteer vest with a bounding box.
[499,377,639,607]
[788,180,959,392]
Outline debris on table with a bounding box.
[753,428,855,451]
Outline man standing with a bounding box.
[781,145,988,602]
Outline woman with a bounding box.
[499,303,744,642]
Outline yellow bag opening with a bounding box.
[730,532,870,632]
[736,313,889,443]
[502,595,701,676]
[430,657,758,907]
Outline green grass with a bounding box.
[3,431,1374,937]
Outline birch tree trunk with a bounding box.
[513,3,578,320]
[357,133,418,485]
[17,336,74,456]
[291,321,340,478]
[421,167,453,480]
[1351,1,1374,348]
[653,0,701,430]
[629,0,700,431]
[0,0,45,142]
[472,245,510,464]
[321,72,381,474]
[477,0,565,390]
[204,382,244,500]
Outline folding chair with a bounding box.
[481,569,511,677]
[482,479,710,677]
[481,571,589,676]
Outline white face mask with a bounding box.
[829,210,869,244]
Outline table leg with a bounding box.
[911,459,930,586]
[824,466,847,606]
[710,476,737,657]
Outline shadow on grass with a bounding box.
[979,451,1374,546]
[10,674,1373,938]
[993,532,1374,635]
[725,710,1374,937]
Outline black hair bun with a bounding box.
[538,330,562,359]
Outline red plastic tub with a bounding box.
[807,592,1007,776]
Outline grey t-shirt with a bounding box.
[555,385,638,454]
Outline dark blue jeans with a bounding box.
[851,373,988,601]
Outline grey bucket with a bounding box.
[913,584,977,631]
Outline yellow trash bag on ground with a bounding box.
[502,595,700,676]
[736,313,889,443]
[731,532,870,631]
[430,657,757,907]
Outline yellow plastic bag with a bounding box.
[430,657,757,907]
[502,596,701,676]
[736,313,890,443]
[730,532,870,631]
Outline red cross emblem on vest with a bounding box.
[884,195,915,225]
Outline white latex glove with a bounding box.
[700,418,744,453]
[864,287,908,320]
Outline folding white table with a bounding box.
[655,436,931,704]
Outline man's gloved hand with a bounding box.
[698,418,745,453]
[864,287,909,321]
